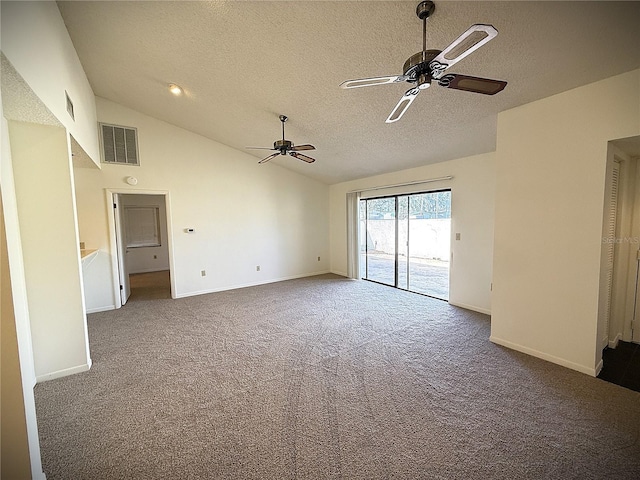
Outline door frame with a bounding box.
[105,188,176,308]
[113,193,130,305]
[360,189,452,300]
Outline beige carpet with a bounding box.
[34,274,640,479]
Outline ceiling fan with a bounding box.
[246,115,316,164]
[340,0,507,123]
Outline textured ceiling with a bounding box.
[57,1,640,184]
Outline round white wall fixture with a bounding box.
[126,176,138,186]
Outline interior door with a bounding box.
[113,194,131,305]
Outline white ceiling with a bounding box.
[57,1,640,184]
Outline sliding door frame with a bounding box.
[361,188,452,301]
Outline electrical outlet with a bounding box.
[201,270,206,277]
[256,265,260,272]
[317,256,321,261]
[153,255,157,259]
[455,233,461,241]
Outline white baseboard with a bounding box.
[36,360,92,383]
[174,270,332,299]
[594,358,604,377]
[608,333,622,349]
[489,335,598,377]
[448,301,491,316]
[330,270,348,277]
[86,304,116,314]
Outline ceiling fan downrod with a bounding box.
[417,1,435,61]
[416,1,436,89]
[275,115,291,153]
[279,115,287,142]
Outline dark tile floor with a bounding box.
[598,341,640,393]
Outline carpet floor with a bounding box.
[34,274,640,479]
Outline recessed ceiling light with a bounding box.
[168,83,183,96]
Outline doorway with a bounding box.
[359,190,451,300]
[598,137,640,391]
[108,190,174,307]
[128,271,171,301]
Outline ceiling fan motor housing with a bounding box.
[274,139,293,153]
[403,49,441,84]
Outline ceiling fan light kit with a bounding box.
[340,1,508,123]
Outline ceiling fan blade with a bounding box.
[258,152,281,164]
[385,87,420,124]
[290,144,316,151]
[340,75,404,89]
[429,24,498,77]
[289,152,316,163]
[246,146,277,150]
[438,74,507,95]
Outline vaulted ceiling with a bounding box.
[57,1,640,184]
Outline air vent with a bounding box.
[65,91,75,121]
[99,123,139,165]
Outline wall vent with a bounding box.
[65,91,75,121]
[99,123,139,165]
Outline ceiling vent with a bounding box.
[99,123,139,165]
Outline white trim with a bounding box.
[489,336,598,377]
[36,360,92,383]
[86,304,116,314]
[105,188,177,308]
[173,270,331,299]
[449,301,491,315]
[330,270,348,277]
[595,358,604,377]
[608,332,623,349]
[347,176,453,194]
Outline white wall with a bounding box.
[120,194,170,274]
[1,110,46,480]
[9,121,92,382]
[491,70,640,376]
[330,152,496,314]
[1,0,99,377]
[1,1,99,164]
[74,97,330,309]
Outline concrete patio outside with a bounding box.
[360,253,449,300]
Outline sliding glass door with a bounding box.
[360,190,451,300]
[362,197,396,286]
